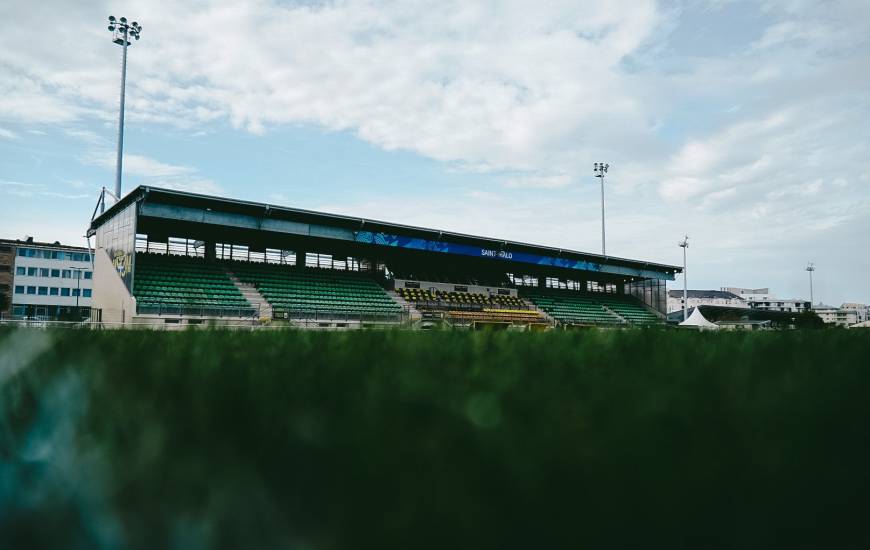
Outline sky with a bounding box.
[1,0,868,305]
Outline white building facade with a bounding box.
[666,290,748,314]
[721,287,810,314]
[7,239,94,319]
[815,303,868,327]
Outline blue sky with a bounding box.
[1,0,868,304]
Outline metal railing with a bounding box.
[136,303,260,318]
[271,306,408,324]
[403,299,536,312]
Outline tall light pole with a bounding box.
[107,16,142,203]
[806,262,815,309]
[678,235,689,321]
[593,162,609,255]
[69,266,86,320]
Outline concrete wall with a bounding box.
[93,248,137,325]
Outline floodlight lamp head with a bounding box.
[120,16,127,23]
[109,15,116,21]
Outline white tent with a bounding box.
[678,307,719,330]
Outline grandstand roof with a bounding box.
[89,185,681,281]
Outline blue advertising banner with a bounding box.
[354,231,604,273]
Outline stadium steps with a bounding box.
[601,304,628,324]
[227,272,272,321]
[525,300,558,325]
[596,295,663,325]
[387,290,423,323]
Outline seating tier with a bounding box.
[134,254,250,312]
[524,290,662,326]
[596,295,662,325]
[398,288,547,324]
[232,263,401,319]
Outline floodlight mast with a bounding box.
[806,262,815,309]
[107,16,142,205]
[593,162,609,255]
[678,235,689,322]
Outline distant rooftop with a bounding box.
[0,237,90,251]
[668,290,742,300]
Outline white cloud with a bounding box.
[79,150,223,196]
[82,151,194,178]
[0,127,18,140]
[148,176,224,196]
[0,179,93,200]
[504,174,573,189]
[64,128,105,145]
[0,0,665,173]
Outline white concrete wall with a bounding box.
[93,248,137,325]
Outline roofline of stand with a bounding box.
[89,185,682,273]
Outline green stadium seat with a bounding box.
[133,253,253,316]
[232,263,402,321]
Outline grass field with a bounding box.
[2,327,870,549]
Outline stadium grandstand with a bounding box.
[87,186,680,329]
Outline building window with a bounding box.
[49,287,59,296]
[60,288,70,297]
[15,285,24,294]
[39,268,50,277]
[38,286,48,296]
[16,266,25,275]
[51,269,60,277]
[72,289,80,297]
[27,286,36,295]
[27,267,37,276]
[62,270,71,279]
[82,289,92,298]
[84,271,93,280]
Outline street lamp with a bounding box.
[107,15,142,204]
[593,163,609,255]
[806,262,815,309]
[69,266,87,320]
[678,235,689,322]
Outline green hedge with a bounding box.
[1,328,869,548]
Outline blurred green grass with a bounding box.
[1,327,870,549]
